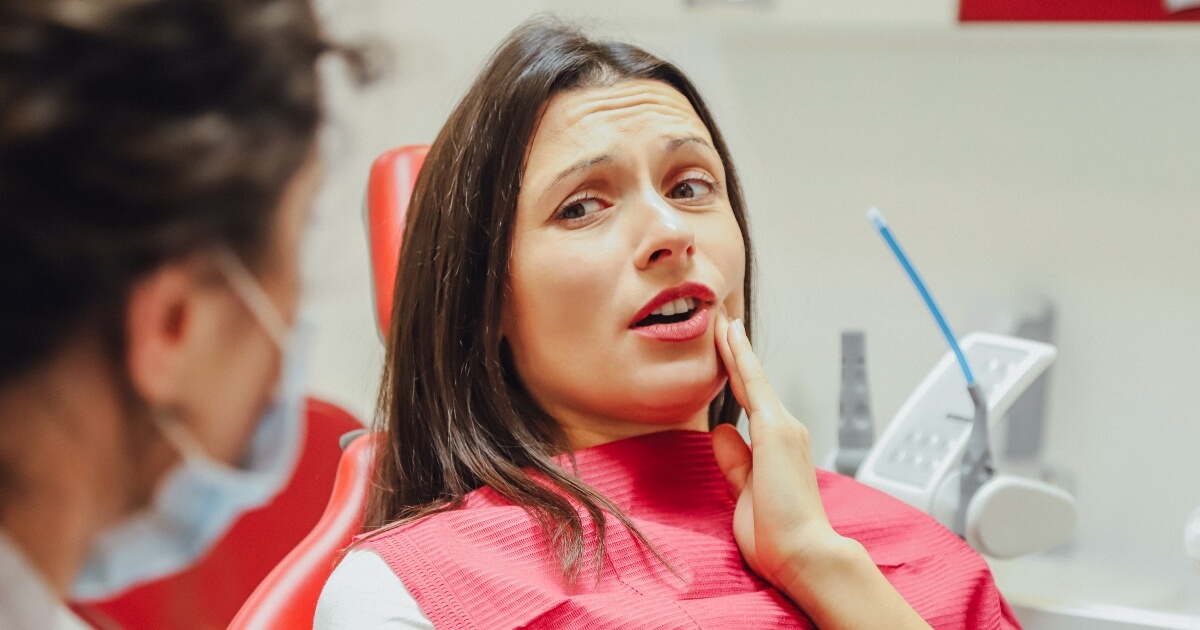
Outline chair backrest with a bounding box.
[70,398,362,630]
[366,145,429,341]
[227,432,376,630]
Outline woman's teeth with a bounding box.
[651,297,697,316]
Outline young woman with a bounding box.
[0,0,339,626]
[316,18,1019,630]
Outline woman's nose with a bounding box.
[634,195,695,271]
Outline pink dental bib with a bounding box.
[366,430,1020,629]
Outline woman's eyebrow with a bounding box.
[540,154,612,202]
[537,137,714,204]
[666,136,715,154]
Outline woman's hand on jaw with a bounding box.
[710,309,844,590]
[710,311,933,629]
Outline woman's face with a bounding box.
[505,79,745,447]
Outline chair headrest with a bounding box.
[365,145,429,342]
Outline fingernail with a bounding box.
[731,319,747,345]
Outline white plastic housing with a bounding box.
[856,333,1057,522]
[964,474,1077,559]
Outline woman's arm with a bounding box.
[711,312,932,630]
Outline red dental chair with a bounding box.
[366,144,429,338]
[224,144,430,630]
[225,429,375,630]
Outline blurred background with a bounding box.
[303,1,1200,627]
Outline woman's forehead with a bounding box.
[546,80,701,129]
[524,80,713,184]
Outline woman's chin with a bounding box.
[618,370,727,424]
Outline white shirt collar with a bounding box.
[0,530,90,630]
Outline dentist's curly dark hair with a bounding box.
[0,0,346,385]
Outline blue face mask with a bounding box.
[72,251,310,601]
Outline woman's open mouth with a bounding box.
[634,296,701,326]
[630,284,715,342]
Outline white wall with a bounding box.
[306,0,1200,612]
[715,26,1200,610]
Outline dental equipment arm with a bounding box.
[959,383,990,538]
[856,208,1076,559]
[864,208,992,536]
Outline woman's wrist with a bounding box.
[774,530,932,630]
[773,529,871,600]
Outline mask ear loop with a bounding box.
[148,249,293,467]
[212,249,291,349]
[149,407,211,466]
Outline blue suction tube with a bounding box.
[867,207,976,387]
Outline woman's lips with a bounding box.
[630,281,717,327]
[631,306,711,342]
[629,281,717,342]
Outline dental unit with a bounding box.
[838,208,1077,559]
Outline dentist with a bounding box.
[0,0,336,626]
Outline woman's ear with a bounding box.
[124,259,223,406]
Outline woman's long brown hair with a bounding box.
[365,17,755,581]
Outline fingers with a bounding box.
[714,309,748,409]
[712,423,752,496]
[726,318,784,421]
[718,312,803,456]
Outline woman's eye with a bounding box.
[668,178,715,200]
[558,197,605,222]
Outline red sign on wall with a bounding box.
[961,0,1200,22]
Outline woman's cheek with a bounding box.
[700,214,747,315]
[513,238,615,347]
